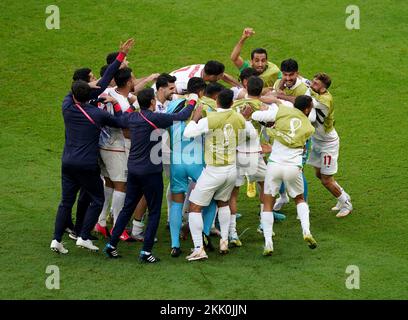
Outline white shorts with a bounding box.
[307,138,339,175]
[264,162,304,198]
[235,153,266,187]
[99,149,128,182]
[189,164,237,206]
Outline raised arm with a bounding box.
[90,38,135,98]
[230,27,255,69]
[133,73,160,94]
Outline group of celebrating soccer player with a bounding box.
[50,28,353,263]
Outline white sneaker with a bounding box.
[76,237,99,251]
[263,242,274,256]
[332,194,351,211]
[336,200,353,218]
[50,240,68,254]
[219,239,229,254]
[186,247,208,261]
[273,195,289,211]
[331,200,341,211]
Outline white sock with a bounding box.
[261,211,274,246]
[229,214,237,239]
[218,206,231,241]
[132,219,144,236]
[297,202,311,235]
[98,186,113,227]
[337,192,349,205]
[111,190,126,225]
[189,212,203,248]
[166,184,171,223]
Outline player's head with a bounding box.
[156,73,177,101]
[114,67,134,90]
[72,68,96,83]
[311,72,331,94]
[187,77,206,98]
[247,76,264,97]
[205,82,225,100]
[71,80,92,103]
[217,89,234,109]
[203,60,225,82]
[137,88,156,110]
[106,51,129,69]
[250,48,268,74]
[239,67,258,88]
[294,95,313,116]
[281,58,299,88]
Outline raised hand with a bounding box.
[242,27,255,40]
[119,38,135,54]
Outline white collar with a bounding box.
[216,108,231,112]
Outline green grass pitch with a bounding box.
[1,0,407,299]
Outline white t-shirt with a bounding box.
[170,64,204,94]
[99,87,136,151]
[231,86,245,101]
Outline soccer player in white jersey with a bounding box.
[96,67,137,242]
[252,95,317,255]
[183,89,257,261]
[308,73,353,217]
[170,60,240,94]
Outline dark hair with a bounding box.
[204,60,225,76]
[100,65,108,78]
[247,76,264,96]
[72,68,92,82]
[250,48,268,60]
[217,89,234,109]
[294,95,313,111]
[187,77,206,94]
[137,88,155,110]
[155,73,177,90]
[114,67,133,88]
[281,59,299,72]
[71,80,91,103]
[239,67,258,82]
[314,72,331,89]
[205,82,225,97]
[106,52,119,64]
